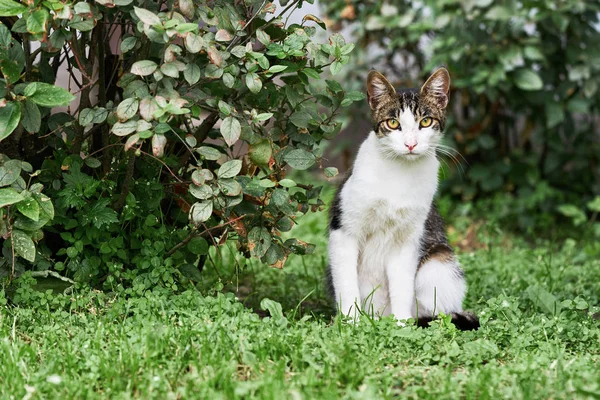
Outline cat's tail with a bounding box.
[417,311,480,331]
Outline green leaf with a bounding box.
[34,193,54,220]
[255,113,273,121]
[0,101,21,141]
[523,46,544,61]
[267,65,288,74]
[218,100,233,116]
[324,167,338,178]
[196,146,222,161]
[0,187,24,207]
[557,204,587,226]
[26,9,49,34]
[131,60,158,76]
[215,29,232,42]
[160,62,179,78]
[0,31,24,83]
[587,196,600,213]
[121,36,137,53]
[526,285,561,315]
[14,216,49,231]
[28,83,76,107]
[514,69,543,91]
[248,140,272,167]
[284,149,316,170]
[220,116,241,146]
[218,179,242,196]
[223,73,235,88]
[187,236,209,255]
[112,120,137,136]
[179,264,203,281]
[189,184,212,200]
[545,101,564,129]
[284,238,315,255]
[289,111,312,128]
[190,201,213,223]
[278,179,296,188]
[19,100,40,134]
[248,226,271,258]
[271,189,289,207]
[0,0,27,16]
[256,29,270,46]
[134,6,161,25]
[330,61,343,75]
[68,19,95,31]
[259,179,276,188]
[16,196,39,221]
[11,229,35,262]
[191,169,204,186]
[245,72,262,94]
[0,160,21,186]
[341,90,366,107]
[302,14,326,30]
[184,64,201,85]
[217,160,242,179]
[116,98,139,121]
[260,298,286,324]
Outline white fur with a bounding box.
[413,259,465,318]
[328,108,465,322]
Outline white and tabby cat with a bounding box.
[327,68,478,330]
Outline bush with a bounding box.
[322,0,600,231]
[0,0,362,288]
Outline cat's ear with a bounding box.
[367,71,396,110]
[420,68,451,109]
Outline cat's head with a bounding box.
[366,68,450,161]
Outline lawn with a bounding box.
[1,191,600,399]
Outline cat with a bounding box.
[326,68,479,330]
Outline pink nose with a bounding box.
[405,143,417,151]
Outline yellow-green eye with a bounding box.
[420,117,433,128]
[386,119,400,130]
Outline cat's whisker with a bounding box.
[436,144,468,166]
[434,146,466,176]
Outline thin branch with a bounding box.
[166,215,246,257]
[138,149,184,183]
[113,150,136,211]
[227,0,268,51]
[170,125,200,165]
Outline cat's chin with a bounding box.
[395,152,428,162]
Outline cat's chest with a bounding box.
[341,181,432,239]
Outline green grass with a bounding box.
[2,195,600,399]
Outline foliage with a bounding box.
[0,0,363,285]
[322,0,600,231]
[2,208,600,398]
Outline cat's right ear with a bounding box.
[367,71,396,110]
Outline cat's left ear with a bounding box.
[420,68,451,109]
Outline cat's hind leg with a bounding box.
[413,252,479,330]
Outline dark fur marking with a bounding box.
[326,170,353,302]
[419,206,453,264]
[329,169,352,231]
[417,311,480,331]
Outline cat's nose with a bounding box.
[405,143,417,152]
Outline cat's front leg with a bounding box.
[328,229,361,319]
[386,243,420,323]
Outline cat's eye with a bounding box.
[386,119,400,130]
[420,117,434,128]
